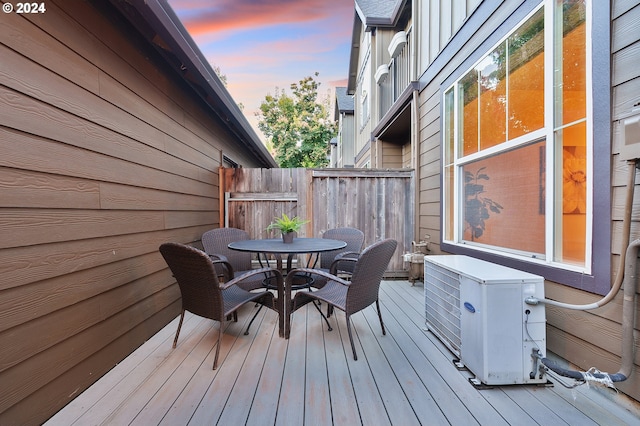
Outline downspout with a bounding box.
[526,161,639,382]
[412,89,420,242]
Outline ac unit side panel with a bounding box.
[425,261,461,356]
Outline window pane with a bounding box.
[444,88,455,165]
[444,88,455,242]
[445,165,455,241]
[462,141,546,255]
[459,69,478,157]
[478,46,507,149]
[508,8,545,139]
[557,0,586,125]
[556,122,587,265]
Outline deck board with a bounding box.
[46,281,640,426]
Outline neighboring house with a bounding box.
[331,87,356,167]
[349,0,640,404]
[0,0,275,423]
[348,0,418,169]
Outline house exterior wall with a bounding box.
[353,7,414,169]
[0,1,272,423]
[337,113,356,167]
[415,0,640,403]
[354,29,374,166]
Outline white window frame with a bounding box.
[442,0,593,274]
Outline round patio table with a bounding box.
[228,237,347,275]
[228,237,346,260]
[228,237,347,338]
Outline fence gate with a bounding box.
[222,168,414,276]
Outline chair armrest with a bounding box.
[330,252,359,275]
[334,251,360,260]
[286,267,351,287]
[221,267,282,290]
[209,256,235,281]
[208,253,229,263]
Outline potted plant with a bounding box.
[266,213,309,243]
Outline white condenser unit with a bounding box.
[424,255,547,386]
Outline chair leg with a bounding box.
[173,310,185,349]
[326,304,334,318]
[213,322,222,370]
[345,315,358,361]
[375,300,386,336]
[312,300,333,331]
[244,303,264,335]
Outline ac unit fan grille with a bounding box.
[424,263,461,356]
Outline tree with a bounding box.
[257,73,336,168]
[214,65,244,110]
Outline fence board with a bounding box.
[224,168,414,275]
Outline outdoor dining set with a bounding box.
[159,227,397,370]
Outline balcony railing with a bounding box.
[379,34,411,119]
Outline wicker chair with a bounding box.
[159,242,280,369]
[287,239,397,360]
[202,227,264,291]
[311,227,365,289]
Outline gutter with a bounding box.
[107,0,277,168]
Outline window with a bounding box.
[358,47,371,129]
[361,89,369,125]
[443,1,590,273]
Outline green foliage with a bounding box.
[266,213,309,234]
[464,167,504,240]
[257,73,336,168]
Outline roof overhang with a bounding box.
[372,82,419,144]
[354,0,407,32]
[107,0,277,168]
[346,17,362,95]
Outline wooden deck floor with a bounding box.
[46,281,640,425]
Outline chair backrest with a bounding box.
[346,239,397,314]
[320,227,365,270]
[159,242,224,321]
[202,227,253,273]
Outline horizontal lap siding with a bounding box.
[0,1,263,423]
[417,0,640,402]
[606,0,640,400]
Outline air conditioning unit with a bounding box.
[424,255,547,386]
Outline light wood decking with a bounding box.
[46,281,640,425]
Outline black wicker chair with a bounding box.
[202,227,265,291]
[286,239,397,360]
[311,227,365,289]
[159,242,281,369]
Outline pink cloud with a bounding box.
[172,0,352,36]
[168,0,354,141]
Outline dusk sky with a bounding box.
[166,0,354,140]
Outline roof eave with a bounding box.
[346,16,361,95]
[108,0,277,168]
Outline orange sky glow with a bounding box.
[166,0,353,141]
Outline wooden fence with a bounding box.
[221,168,415,275]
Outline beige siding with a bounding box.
[380,142,404,168]
[416,0,640,402]
[605,0,640,400]
[0,1,268,423]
